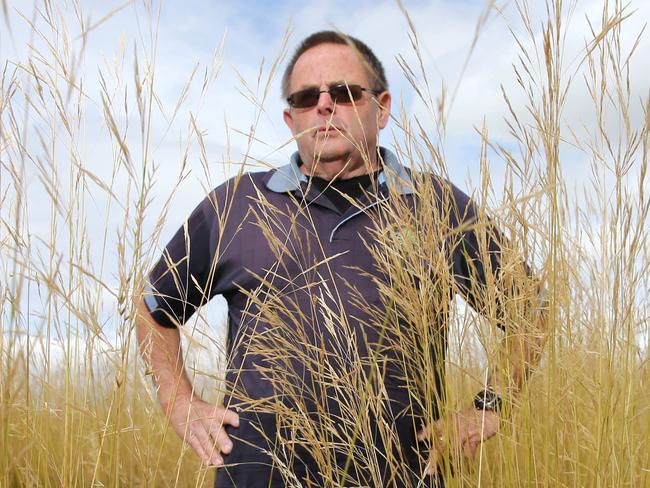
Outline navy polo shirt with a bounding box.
[144,147,504,487]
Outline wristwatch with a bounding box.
[473,389,503,412]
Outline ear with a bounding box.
[283,107,296,134]
[375,91,392,130]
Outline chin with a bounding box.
[312,141,354,162]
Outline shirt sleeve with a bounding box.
[143,194,217,328]
[445,183,516,327]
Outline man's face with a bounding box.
[283,43,391,176]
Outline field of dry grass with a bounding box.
[1,0,648,486]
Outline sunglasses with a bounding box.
[286,83,380,109]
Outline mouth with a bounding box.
[315,124,341,136]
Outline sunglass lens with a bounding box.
[291,89,320,108]
[330,84,362,104]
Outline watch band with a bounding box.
[473,389,503,412]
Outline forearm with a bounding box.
[488,297,549,397]
[135,299,194,412]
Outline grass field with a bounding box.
[1,0,649,486]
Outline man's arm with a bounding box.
[419,288,549,474]
[135,298,239,466]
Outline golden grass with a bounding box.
[1,0,649,486]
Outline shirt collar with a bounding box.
[265,146,414,195]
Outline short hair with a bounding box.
[281,31,388,100]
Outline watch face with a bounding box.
[484,396,498,409]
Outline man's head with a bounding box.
[282,31,391,180]
[281,31,388,100]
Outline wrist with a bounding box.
[157,376,194,414]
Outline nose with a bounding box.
[316,88,335,115]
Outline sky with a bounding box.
[1,0,648,354]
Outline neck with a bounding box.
[299,150,379,181]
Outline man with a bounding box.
[136,31,547,487]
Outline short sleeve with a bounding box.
[446,185,509,324]
[144,195,217,328]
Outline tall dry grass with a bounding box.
[1,0,649,486]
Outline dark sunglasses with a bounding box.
[286,83,380,109]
